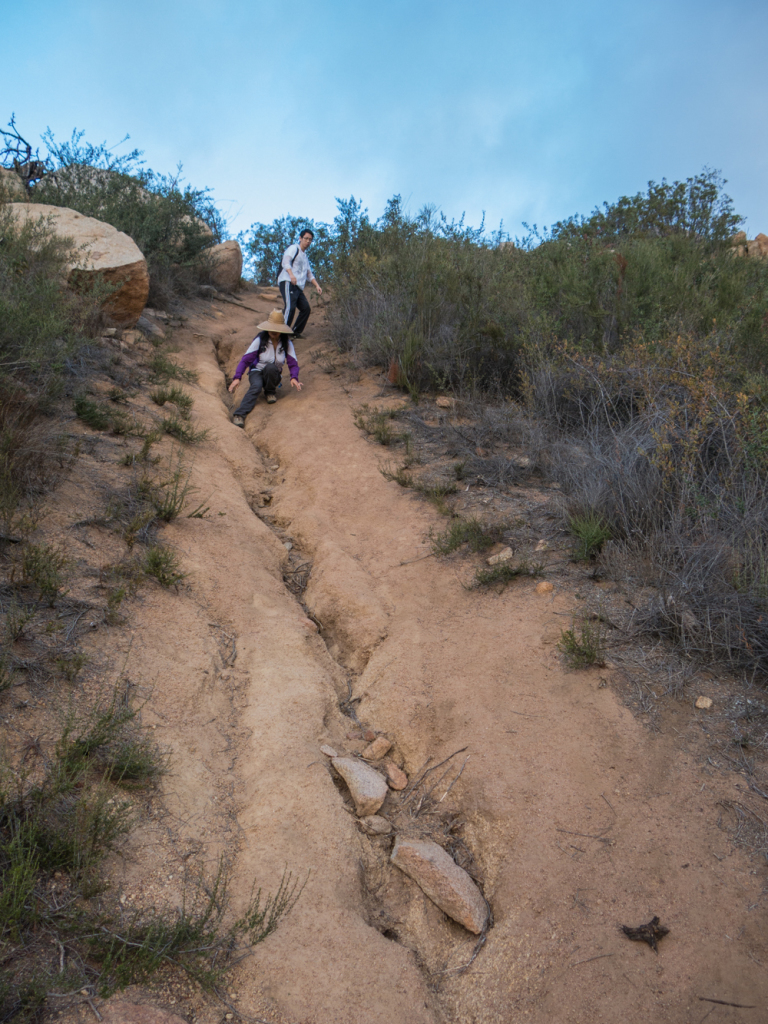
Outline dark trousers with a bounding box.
[279,281,311,335]
[233,363,282,416]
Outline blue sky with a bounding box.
[4,0,767,239]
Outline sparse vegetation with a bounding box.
[558,617,606,668]
[148,353,198,385]
[569,512,612,561]
[354,403,403,445]
[150,384,194,417]
[160,414,209,444]
[432,517,508,555]
[474,559,543,587]
[143,544,187,587]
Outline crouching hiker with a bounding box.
[228,310,302,427]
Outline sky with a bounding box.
[4,0,767,241]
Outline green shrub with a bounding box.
[354,404,403,445]
[431,517,507,555]
[148,353,198,384]
[143,545,186,587]
[569,512,612,561]
[21,542,69,605]
[150,384,193,417]
[160,414,208,444]
[474,559,543,587]
[557,618,605,668]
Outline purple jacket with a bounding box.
[234,334,299,381]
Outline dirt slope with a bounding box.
[127,294,768,1023]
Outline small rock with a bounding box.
[346,730,363,740]
[332,757,389,816]
[121,329,142,345]
[548,481,562,490]
[436,396,454,409]
[695,696,713,710]
[102,327,117,337]
[284,541,293,550]
[534,539,548,552]
[391,837,489,934]
[320,744,338,758]
[137,314,166,339]
[362,736,393,760]
[535,581,554,595]
[198,284,219,299]
[359,815,392,835]
[516,455,532,468]
[487,547,514,566]
[362,728,377,742]
[384,761,408,790]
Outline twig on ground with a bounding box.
[698,997,756,1009]
[570,953,615,967]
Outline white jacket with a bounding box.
[277,243,315,289]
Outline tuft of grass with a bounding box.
[354,403,403,445]
[54,651,87,682]
[569,512,612,561]
[160,415,209,444]
[120,430,162,466]
[143,545,186,587]
[150,384,194,417]
[381,462,413,487]
[431,517,508,555]
[3,601,35,643]
[557,617,605,668]
[148,353,198,385]
[413,478,458,515]
[74,395,111,431]
[474,559,544,587]
[21,542,69,605]
[0,656,13,693]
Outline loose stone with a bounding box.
[332,757,389,816]
[390,837,489,934]
[535,581,554,595]
[359,815,392,835]
[362,736,393,760]
[384,761,408,790]
[320,744,338,758]
[487,547,514,566]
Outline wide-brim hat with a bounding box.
[256,309,295,334]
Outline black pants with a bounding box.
[233,363,282,416]
[279,281,311,335]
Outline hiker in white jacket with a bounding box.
[278,229,322,338]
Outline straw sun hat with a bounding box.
[257,309,294,334]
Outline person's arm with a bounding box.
[228,349,258,391]
[282,244,299,286]
[306,259,322,295]
[285,349,303,391]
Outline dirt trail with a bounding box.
[150,295,768,1023]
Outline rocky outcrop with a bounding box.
[207,239,242,291]
[730,231,768,258]
[332,756,388,816]
[0,168,26,199]
[390,837,489,934]
[8,203,149,325]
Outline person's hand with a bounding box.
[289,273,297,285]
[291,379,303,391]
[314,282,323,295]
[228,378,241,393]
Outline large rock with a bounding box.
[0,168,26,199]
[332,756,388,816]
[207,239,242,291]
[8,203,149,325]
[390,837,489,934]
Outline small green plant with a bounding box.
[431,517,507,555]
[143,545,186,587]
[148,353,197,385]
[557,617,605,668]
[21,542,69,605]
[150,459,194,521]
[74,395,112,431]
[108,386,130,404]
[160,415,209,445]
[0,656,12,693]
[55,651,87,682]
[453,459,468,480]
[474,559,544,587]
[569,512,612,561]
[354,404,402,445]
[120,430,162,466]
[413,478,457,515]
[3,601,35,643]
[381,462,413,487]
[150,384,193,417]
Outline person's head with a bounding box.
[299,229,314,251]
[256,309,294,349]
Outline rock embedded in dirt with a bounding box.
[390,837,489,934]
[534,539,548,552]
[384,761,408,790]
[362,735,393,760]
[332,756,389,816]
[360,814,392,835]
[362,728,377,742]
[9,203,149,324]
[487,547,514,566]
[137,314,165,339]
[535,581,554,595]
[436,396,455,409]
[695,696,713,710]
[320,744,338,758]
[98,1000,188,1024]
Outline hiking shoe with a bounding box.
[266,393,277,404]
[292,332,303,340]
[232,415,245,427]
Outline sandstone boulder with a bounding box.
[332,756,388,816]
[8,203,149,325]
[207,239,243,291]
[0,168,26,199]
[391,837,489,934]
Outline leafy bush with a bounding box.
[143,545,186,587]
[558,618,605,668]
[431,517,507,555]
[569,513,612,561]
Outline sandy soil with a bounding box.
[26,292,768,1023]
